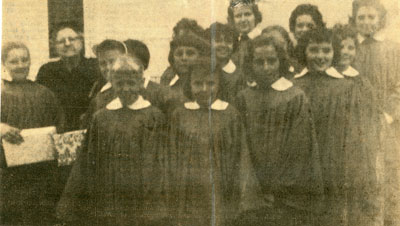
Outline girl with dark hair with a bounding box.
[1,42,64,225]
[159,18,206,87]
[235,36,323,226]
[205,22,244,103]
[262,25,303,75]
[228,0,263,72]
[166,59,246,226]
[352,0,400,224]
[294,28,380,226]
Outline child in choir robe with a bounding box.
[332,24,382,226]
[161,33,211,116]
[262,25,303,76]
[352,1,400,224]
[160,18,205,86]
[205,22,243,102]
[57,55,167,226]
[293,28,378,226]
[81,39,127,128]
[166,60,246,226]
[0,42,64,225]
[235,36,323,226]
[288,4,325,59]
[228,0,262,73]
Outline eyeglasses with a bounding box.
[55,36,81,45]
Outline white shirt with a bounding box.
[184,99,229,111]
[294,67,344,79]
[342,66,359,77]
[357,32,386,44]
[247,77,293,91]
[106,95,151,110]
[222,60,237,74]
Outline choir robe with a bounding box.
[0,79,64,225]
[160,66,175,87]
[293,67,377,225]
[166,99,245,226]
[235,77,323,225]
[219,59,245,103]
[354,36,400,224]
[340,66,381,226]
[57,96,167,225]
[81,79,168,128]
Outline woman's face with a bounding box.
[252,45,280,86]
[190,69,219,108]
[355,6,380,37]
[213,34,234,62]
[4,48,30,81]
[305,41,334,72]
[338,38,356,70]
[55,28,83,58]
[111,70,143,106]
[98,49,124,80]
[232,5,256,35]
[294,14,316,40]
[173,46,199,75]
[262,30,288,52]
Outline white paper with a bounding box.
[3,126,57,167]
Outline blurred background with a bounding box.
[2,0,400,81]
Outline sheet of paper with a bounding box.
[3,126,57,167]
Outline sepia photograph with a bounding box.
[1,0,400,225]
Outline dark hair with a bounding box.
[246,36,290,77]
[123,39,151,70]
[94,39,126,56]
[168,33,211,66]
[227,1,263,28]
[262,25,292,49]
[295,28,340,67]
[51,21,83,41]
[172,18,205,38]
[350,0,387,30]
[183,58,223,101]
[289,4,325,33]
[205,22,239,52]
[1,41,30,64]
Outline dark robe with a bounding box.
[235,80,323,225]
[57,105,166,225]
[36,57,101,132]
[354,38,400,225]
[0,80,64,225]
[294,69,378,226]
[219,60,245,103]
[166,103,245,226]
[159,66,176,87]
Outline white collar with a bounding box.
[106,95,151,110]
[100,82,112,93]
[144,77,150,89]
[289,66,295,73]
[357,32,386,44]
[222,60,236,74]
[245,77,293,91]
[247,27,262,40]
[294,67,344,79]
[342,66,359,77]
[2,69,13,82]
[169,74,179,86]
[184,99,229,111]
[271,77,293,91]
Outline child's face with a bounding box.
[190,69,219,108]
[213,34,234,62]
[111,71,143,106]
[4,48,30,81]
[305,41,334,72]
[262,30,288,52]
[294,14,316,40]
[338,38,356,70]
[355,6,381,37]
[252,45,280,86]
[173,46,199,75]
[233,5,256,35]
[98,49,124,80]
